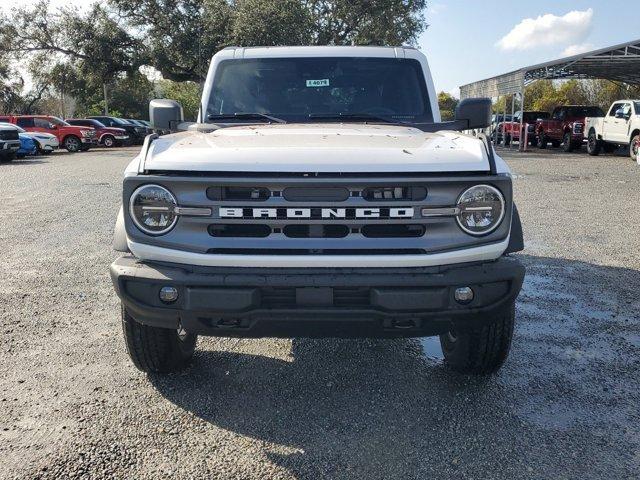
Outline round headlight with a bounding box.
[129,184,178,235]
[456,185,505,236]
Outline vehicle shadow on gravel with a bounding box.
[149,254,640,479]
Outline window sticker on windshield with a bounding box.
[306,79,330,87]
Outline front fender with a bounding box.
[113,206,129,252]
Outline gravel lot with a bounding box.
[1,145,639,479]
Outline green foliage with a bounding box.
[437,91,458,121]
[156,80,201,121]
[107,0,427,82]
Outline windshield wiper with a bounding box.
[207,112,286,124]
[308,113,403,124]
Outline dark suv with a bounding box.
[87,116,147,145]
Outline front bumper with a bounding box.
[110,256,525,338]
[81,137,99,146]
[1,140,20,154]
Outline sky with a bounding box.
[420,1,636,97]
[2,0,635,97]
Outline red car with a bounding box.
[65,118,131,148]
[0,115,98,152]
[535,106,604,152]
[498,111,550,146]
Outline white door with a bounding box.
[607,103,631,143]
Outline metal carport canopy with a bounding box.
[459,38,640,99]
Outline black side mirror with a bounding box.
[455,98,492,129]
[149,99,184,132]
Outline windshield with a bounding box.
[523,112,549,122]
[566,107,604,117]
[206,57,433,123]
[113,118,130,125]
[50,117,70,127]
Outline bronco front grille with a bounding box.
[124,174,513,255]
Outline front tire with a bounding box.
[121,305,197,373]
[439,304,515,375]
[562,132,574,152]
[631,134,639,162]
[587,132,601,156]
[102,135,115,148]
[503,134,511,146]
[63,135,81,153]
[536,132,547,149]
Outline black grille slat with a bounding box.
[261,287,371,308]
[361,224,426,238]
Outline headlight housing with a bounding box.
[456,185,505,236]
[129,184,178,235]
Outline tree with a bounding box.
[437,91,458,121]
[107,0,427,82]
[155,80,201,121]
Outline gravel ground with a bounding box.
[0,145,639,479]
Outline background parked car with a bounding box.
[65,118,131,148]
[16,132,37,157]
[0,123,20,162]
[87,116,146,145]
[125,119,154,136]
[586,100,640,161]
[0,115,98,152]
[535,106,605,152]
[0,122,59,154]
[498,111,550,146]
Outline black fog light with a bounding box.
[454,287,474,304]
[159,286,179,303]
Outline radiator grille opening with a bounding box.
[209,224,271,238]
[207,186,270,201]
[283,187,349,202]
[283,224,349,238]
[361,224,426,238]
[362,186,427,201]
[261,287,371,308]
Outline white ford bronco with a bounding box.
[110,46,525,375]
[585,100,640,162]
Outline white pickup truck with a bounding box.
[585,100,640,162]
[110,46,525,376]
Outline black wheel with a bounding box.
[102,135,115,148]
[536,132,547,149]
[503,134,511,146]
[562,132,574,152]
[63,135,81,153]
[631,134,640,162]
[587,132,601,156]
[121,305,197,373]
[439,304,515,375]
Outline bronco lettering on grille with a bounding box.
[219,207,415,219]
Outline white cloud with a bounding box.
[496,8,593,52]
[561,43,595,57]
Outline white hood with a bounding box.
[143,123,491,173]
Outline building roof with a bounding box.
[460,39,640,99]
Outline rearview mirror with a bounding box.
[149,99,184,132]
[455,98,492,129]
